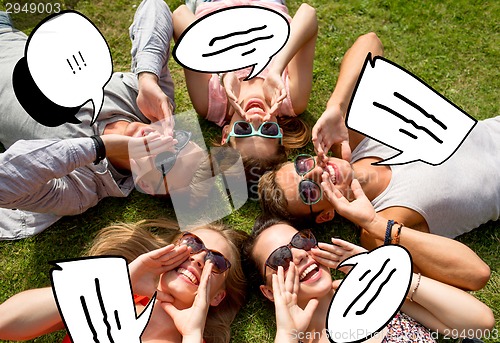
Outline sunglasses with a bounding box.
[227,121,282,144]
[176,232,231,274]
[264,229,317,276]
[294,154,323,210]
[154,130,192,175]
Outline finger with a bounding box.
[284,262,295,293]
[277,266,287,295]
[315,242,348,257]
[160,301,179,318]
[292,264,300,296]
[329,238,355,251]
[303,298,319,319]
[148,244,176,259]
[156,290,174,303]
[311,255,339,269]
[350,178,367,200]
[341,140,352,162]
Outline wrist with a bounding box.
[138,72,159,90]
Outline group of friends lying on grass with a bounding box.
[0,1,498,342]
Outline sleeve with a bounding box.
[206,74,228,127]
[0,138,104,216]
[129,0,173,79]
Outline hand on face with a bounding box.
[272,263,319,337]
[128,244,190,301]
[321,174,376,229]
[311,238,367,274]
[128,131,178,194]
[160,261,214,340]
[222,72,246,119]
[312,105,352,164]
[262,71,286,120]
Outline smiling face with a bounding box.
[159,228,232,310]
[276,156,354,222]
[252,223,333,306]
[221,79,283,159]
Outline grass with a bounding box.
[0,0,498,342]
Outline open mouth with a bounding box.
[244,99,266,115]
[300,263,320,282]
[176,267,199,285]
[325,162,339,185]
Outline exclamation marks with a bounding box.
[67,51,87,74]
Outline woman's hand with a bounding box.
[321,174,376,229]
[263,71,287,119]
[128,244,190,301]
[222,72,246,119]
[137,72,174,134]
[311,238,367,272]
[273,263,318,342]
[312,105,351,164]
[160,261,214,343]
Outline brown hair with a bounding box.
[257,163,295,219]
[242,215,293,292]
[87,219,248,343]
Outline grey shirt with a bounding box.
[351,117,500,238]
[0,0,175,239]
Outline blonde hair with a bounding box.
[86,219,248,343]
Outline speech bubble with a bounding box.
[20,10,112,126]
[346,54,477,166]
[326,245,412,343]
[173,6,290,80]
[50,257,155,343]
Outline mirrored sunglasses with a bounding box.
[294,154,323,205]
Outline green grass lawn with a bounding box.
[0,0,498,342]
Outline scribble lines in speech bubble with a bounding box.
[344,258,397,317]
[326,245,413,343]
[373,100,444,144]
[51,256,155,343]
[204,25,273,58]
[346,53,477,166]
[174,6,290,80]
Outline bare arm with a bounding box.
[313,32,384,161]
[271,3,318,114]
[321,175,491,291]
[401,273,494,338]
[0,287,64,340]
[172,5,212,116]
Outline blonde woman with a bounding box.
[0,219,248,343]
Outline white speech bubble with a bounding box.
[173,6,290,80]
[326,245,412,343]
[346,54,477,166]
[51,257,155,343]
[26,10,113,124]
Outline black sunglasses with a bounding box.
[176,232,231,274]
[264,229,317,276]
[294,154,323,208]
[155,130,192,175]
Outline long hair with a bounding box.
[242,215,292,293]
[257,163,293,219]
[86,219,248,343]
